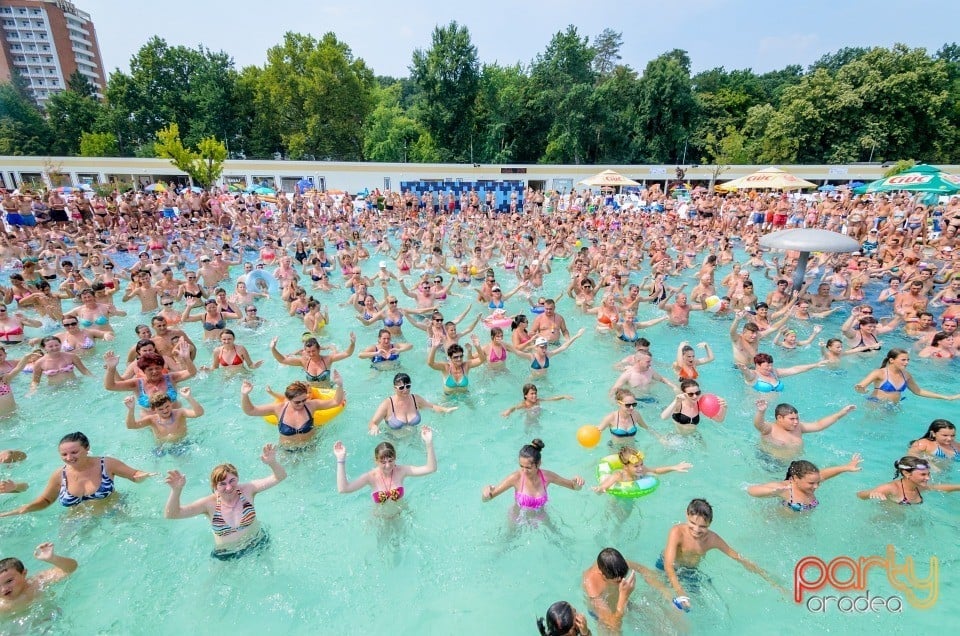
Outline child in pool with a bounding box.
[593,447,692,494]
[0,543,77,614]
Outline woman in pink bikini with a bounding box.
[481,439,584,514]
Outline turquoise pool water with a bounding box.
[0,246,955,634]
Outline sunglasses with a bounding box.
[433,318,443,322]
[292,398,308,406]
[389,301,397,305]
[685,391,702,397]
[63,321,78,326]
[395,383,412,390]
[162,302,174,307]
[247,308,257,313]
[621,401,638,408]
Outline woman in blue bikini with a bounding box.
[366,373,456,435]
[738,352,825,393]
[596,389,659,444]
[908,419,960,463]
[426,342,483,394]
[854,348,960,405]
[746,455,861,512]
[0,432,154,517]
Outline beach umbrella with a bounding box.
[579,170,641,187]
[721,167,816,191]
[251,186,276,196]
[864,164,960,194]
[760,229,860,292]
[144,183,166,193]
[179,186,203,194]
[818,184,836,192]
[296,179,313,193]
[54,186,76,193]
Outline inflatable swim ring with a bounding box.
[596,455,659,499]
[263,387,345,427]
[243,269,279,295]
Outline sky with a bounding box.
[80,0,957,79]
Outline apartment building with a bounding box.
[0,0,104,104]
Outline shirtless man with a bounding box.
[0,543,77,614]
[582,547,673,634]
[530,299,570,345]
[658,290,702,327]
[123,270,162,312]
[753,400,856,459]
[659,499,784,612]
[124,387,204,444]
[609,350,678,398]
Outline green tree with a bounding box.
[633,50,699,163]
[154,123,227,187]
[0,82,52,155]
[67,69,96,98]
[410,21,480,162]
[363,85,439,162]
[79,131,119,157]
[701,126,750,187]
[473,63,528,163]
[592,28,623,79]
[45,87,104,155]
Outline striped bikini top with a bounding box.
[58,457,115,507]
[211,492,257,537]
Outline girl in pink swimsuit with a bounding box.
[481,439,585,512]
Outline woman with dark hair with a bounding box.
[0,432,154,517]
[30,336,93,390]
[737,352,824,393]
[240,379,344,448]
[426,342,483,394]
[661,380,727,434]
[854,348,960,404]
[366,373,456,435]
[536,601,591,636]
[747,455,862,511]
[269,333,355,387]
[857,456,960,504]
[918,332,955,359]
[908,419,960,461]
[332,427,436,515]
[481,439,584,511]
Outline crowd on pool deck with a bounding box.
[1,184,960,630]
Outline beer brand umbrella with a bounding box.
[721,167,816,191]
[864,164,960,194]
[579,170,641,187]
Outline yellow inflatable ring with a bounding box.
[263,387,345,427]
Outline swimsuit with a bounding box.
[488,346,507,363]
[444,371,469,389]
[211,492,257,537]
[78,315,109,328]
[0,324,24,344]
[137,375,178,408]
[610,412,638,437]
[203,312,226,331]
[43,362,75,376]
[677,366,698,381]
[61,336,94,352]
[932,445,960,461]
[58,457,114,506]
[530,355,550,370]
[753,372,784,393]
[383,314,404,328]
[488,300,505,310]
[386,396,421,429]
[782,483,818,512]
[277,403,315,436]
[877,369,907,394]
[371,350,399,364]
[672,409,701,426]
[218,349,244,366]
[305,360,331,383]
[515,469,548,510]
[898,478,923,505]
[372,473,405,504]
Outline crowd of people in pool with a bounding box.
[0,184,959,631]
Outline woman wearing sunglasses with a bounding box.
[661,380,727,434]
[596,389,661,444]
[366,373,456,435]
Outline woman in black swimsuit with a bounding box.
[661,380,726,434]
[857,456,960,505]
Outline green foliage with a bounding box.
[154,123,227,187]
[0,82,52,155]
[363,85,439,162]
[79,132,119,157]
[883,159,917,178]
[633,51,699,163]
[45,88,105,155]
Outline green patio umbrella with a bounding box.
[864,164,960,194]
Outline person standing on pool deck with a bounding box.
[0,542,77,613]
[659,498,786,611]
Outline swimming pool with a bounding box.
[0,246,954,634]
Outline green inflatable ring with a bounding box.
[596,454,659,499]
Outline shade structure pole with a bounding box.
[792,251,810,293]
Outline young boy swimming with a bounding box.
[0,543,77,613]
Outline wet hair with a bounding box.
[686,498,713,522]
[859,316,878,327]
[374,441,396,461]
[0,557,25,574]
[283,381,310,400]
[39,335,62,348]
[135,339,157,354]
[753,352,774,365]
[742,322,760,333]
[149,392,173,409]
[136,352,165,370]
[596,547,629,580]
[220,328,236,339]
[489,327,503,338]
[930,332,952,347]
[377,328,391,339]
[511,314,528,330]
[522,383,538,397]
[679,379,700,393]
[210,463,239,491]
[536,600,577,636]
[634,337,650,350]
[519,438,545,466]
[393,372,411,387]
[894,455,929,478]
[613,388,634,402]
[446,343,464,358]
[680,345,695,356]
[880,348,908,368]
[303,337,320,349]
[59,431,90,449]
[912,419,956,446]
[785,460,819,480]
[825,338,842,348]
[774,403,799,418]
